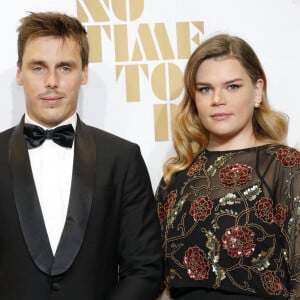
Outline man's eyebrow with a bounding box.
[27,59,46,65]
[27,59,77,67]
[56,60,77,66]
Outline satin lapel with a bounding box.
[51,118,96,275]
[9,118,54,274]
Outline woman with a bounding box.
[156,34,300,299]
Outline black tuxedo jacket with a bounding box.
[0,116,162,300]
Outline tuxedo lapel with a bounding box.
[50,118,96,275]
[9,118,54,274]
[10,117,96,276]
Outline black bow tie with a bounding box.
[24,123,75,149]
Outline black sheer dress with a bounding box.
[156,144,300,299]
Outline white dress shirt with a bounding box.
[25,113,77,255]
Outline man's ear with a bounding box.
[81,65,89,85]
[16,65,23,86]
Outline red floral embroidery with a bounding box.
[189,195,213,222]
[255,197,274,223]
[276,146,300,167]
[220,164,252,187]
[261,271,282,295]
[158,190,177,222]
[187,156,207,176]
[274,204,288,226]
[164,190,177,214]
[184,246,209,280]
[157,203,165,222]
[222,225,255,258]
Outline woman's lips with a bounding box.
[211,113,232,121]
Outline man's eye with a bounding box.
[61,66,71,72]
[33,66,43,71]
[228,84,240,90]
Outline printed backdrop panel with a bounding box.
[1,0,299,191]
[1,2,299,298]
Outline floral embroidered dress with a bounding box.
[156,144,300,299]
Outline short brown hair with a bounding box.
[17,11,89,68]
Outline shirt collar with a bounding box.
[24,113,77,132]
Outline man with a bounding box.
[0,11,162,299]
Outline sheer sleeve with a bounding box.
[277,148,300,299]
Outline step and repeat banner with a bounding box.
[1,0,300,190]
[1,1,299,297]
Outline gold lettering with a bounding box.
[192,22,205,45]
[153,103,178,141]
[132,41,143,61]
[114,25,129,62]
[151,64,166,100]
[168,63,183,100]
[87,26,102,62]
[176,21,204,59]
[77,0,88,22]
[129,0,144,20]
[79,0,109,22]
[152,63,183,100]
[116,65,142,102]
[152,63,183,141]
[137,24,159,60]
[176,22,191,59]
[76,0,205,142]
[154,23,175,60]
[112,0,144,21]
[154,104,168,141]
[111,0,126,20]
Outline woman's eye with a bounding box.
[197,87,211,93]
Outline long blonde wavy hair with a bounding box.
[163,34,288,187]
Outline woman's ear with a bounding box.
[254,79,264,107]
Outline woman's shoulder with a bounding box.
[263,143,300,168]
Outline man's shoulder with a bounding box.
[80,122,138,149]
[0,125,16,139]
[0,126,18,152]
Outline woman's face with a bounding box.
[194,57,263,150]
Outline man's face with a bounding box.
[17,36,88,128]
